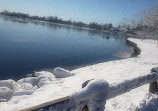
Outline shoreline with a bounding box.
[0,38,158,110]
[0,15,133,81]
[126,38,141,57]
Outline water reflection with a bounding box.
[0,15,126,40]
[0,15,132,80]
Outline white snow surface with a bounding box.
[0,38,158,111]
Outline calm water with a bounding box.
[0,16,132,80]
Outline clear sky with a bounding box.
[0,0,157,25]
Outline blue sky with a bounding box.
[0,0,157,25]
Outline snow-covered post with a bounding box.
[70,79,109,111]
[149,67,158,93]
[149,81,157,93]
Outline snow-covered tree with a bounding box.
[134,4,158,40]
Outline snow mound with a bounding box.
[129,93,158,111]
[0,79,18,90]
[34,71,55,81]
[0,87,14,101]
[17,77,38,86]
[14,83,37,96]
[53,67,70,78]
[17,71,55,88]
[20,83,33,90]
[34,71,55,87]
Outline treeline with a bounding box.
[0,10,118,31]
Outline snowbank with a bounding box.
[129,93,158,111]
[17,77,38,86]
[0,80,17,90]
[0,87,14,102]
[0,38,158,111]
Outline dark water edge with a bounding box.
[0,16,133,81]
[126,39,141,57]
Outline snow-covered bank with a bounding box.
[0,38,158,111]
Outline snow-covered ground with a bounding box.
[0,38,158,111]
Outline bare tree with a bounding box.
[120,3,158,40]
[134,4,158,40]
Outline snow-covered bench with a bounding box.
[19,67,158,111]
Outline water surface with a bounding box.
[0,16,132,80]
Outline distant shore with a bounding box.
[0,11,129,34]
[0,14,112,33]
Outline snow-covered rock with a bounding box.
[17,72,55,88]
[0,79,17,90]
[13,82,36,96]
[35,71,55,81]
[14,83,37,96]
[20,83,33,90]
[35,71,55,80]
[53,67,70,78]
[0,87,14,101]
[17,77,38,86]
